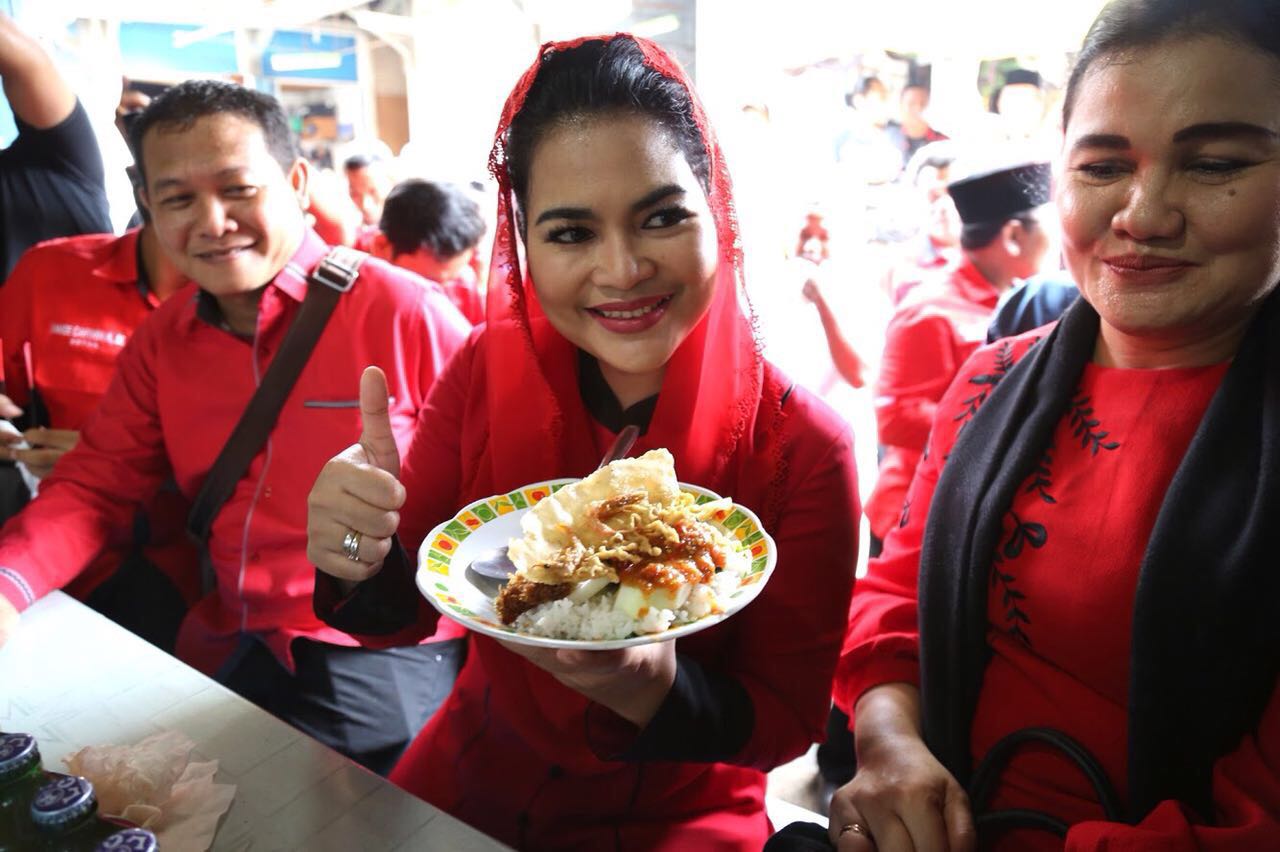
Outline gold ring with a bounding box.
[839,822,869,838]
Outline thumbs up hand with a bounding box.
[357,366,400,478]
[307,366,407,583]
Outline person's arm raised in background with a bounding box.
[804,276,867,389]
[0,12,75,130]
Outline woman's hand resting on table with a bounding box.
[499,639,677,729]
[306,367,405,588]
[829,683,976,852]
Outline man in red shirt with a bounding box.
[0,80,470,774]
[367,179,487,324]
[0,223,198,646]
[866,161,1053,545]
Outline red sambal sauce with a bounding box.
[615,520,727,593]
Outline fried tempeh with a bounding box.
[495,575,575,624]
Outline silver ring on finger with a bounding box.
[342,529,363,562]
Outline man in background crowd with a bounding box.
[866,160,1054,549]
[370,179,487,324]
[884,82,948,168]
[990,66,1048,145]
[887,140,961,305]
[343,152,392,227]
[0,12,111,280]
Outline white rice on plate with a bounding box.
[511,543,750,640]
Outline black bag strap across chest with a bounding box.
[186,247,365,581]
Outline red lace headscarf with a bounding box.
[469,34,785,517]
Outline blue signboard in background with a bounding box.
[116,23,357,83]
[118,22,239,77]
[261,30,357,82]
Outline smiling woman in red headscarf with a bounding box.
[305,34,859,850]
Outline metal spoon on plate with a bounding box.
[467,424,641,583]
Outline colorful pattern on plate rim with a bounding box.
[422,481,771,625]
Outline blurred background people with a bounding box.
[371,178,487,324]
[343,151,393,227]
[990,67,1045,140]
[866,160,1054,550]
[886,141,962,305]
[884,82,948,168]
[835,76,905,187]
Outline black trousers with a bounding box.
[0,463,29,525]
[215,633,466,776]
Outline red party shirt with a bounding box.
[866,257,1000,539]
[0,229,471,674]
[837,329,1280,849]
[1,230,156,427]
[0,230,198,602]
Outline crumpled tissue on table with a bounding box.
[63,730,236,852]
[0,419,39,497]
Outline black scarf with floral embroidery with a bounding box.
[919,288,1280,823]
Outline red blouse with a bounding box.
[346,330,860,851]
[837,330,1280,850]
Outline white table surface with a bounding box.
[0,591,512,851]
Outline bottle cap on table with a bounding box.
[95,827,160,851]
[30,774,98,829]
[0,732,40,781]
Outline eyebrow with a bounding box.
[1072,122,1279,153]
[1171,121,1279,144]
[151,167,249,192]
[1070,133,1129,152]
[534,184,686,226]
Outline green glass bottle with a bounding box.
[28,774,121,851]
[0,732,47,852]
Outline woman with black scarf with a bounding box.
[825,1,1280,849]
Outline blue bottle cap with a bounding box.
[95,828,160,852]
[0,732,39,780]
[30,774,98,829]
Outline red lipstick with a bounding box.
[585,294,674,334]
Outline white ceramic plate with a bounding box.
[415,478,777,649]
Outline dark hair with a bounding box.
[1064,0,1280,128]
[344,153,378,171]
[856,76,886,97]
[988,68,1043,114]
[960,213,1038,251]
[129,79,297,186]
[505,37,710,223]
[379,179,486,259]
